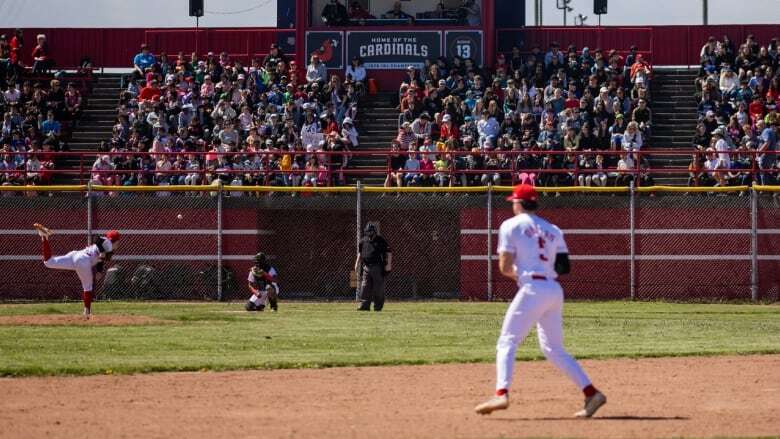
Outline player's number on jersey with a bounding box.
[456,43,471,59]
[538,237,548,261]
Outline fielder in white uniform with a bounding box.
[33,223,120,319]
[474,184,607,418]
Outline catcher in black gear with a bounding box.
[245,252,279,312]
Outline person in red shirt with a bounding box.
[440,114,459,140]
[32,34,50,74]
[418,153,435,185]
[749,96,766,125]
[10,29,23,66]
[138,79,162,103]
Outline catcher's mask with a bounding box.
[364,223,377,238]
[253,252,268,266]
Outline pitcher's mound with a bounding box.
[0,314,166,326]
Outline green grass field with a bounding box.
[0,301,778,377]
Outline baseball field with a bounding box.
[0,301,779,439]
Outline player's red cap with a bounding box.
[506,184,538,203]
[105,230,121,242]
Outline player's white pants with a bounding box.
[248,283,279,306]
[44,251,94,291]
[496,280,591,392]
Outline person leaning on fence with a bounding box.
[355,224,392,312]
[615,154,634,187]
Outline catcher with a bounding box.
[245,252,279,312]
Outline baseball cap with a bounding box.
[506,184,538,203]
[105,230,121,242]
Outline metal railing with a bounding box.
[2,150,778,186]
[0,184,779,303]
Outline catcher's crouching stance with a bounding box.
[33,223,120,319]
[245,252,279,312]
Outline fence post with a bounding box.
[750,187,758,301]
[85,180,93,245]
[629,181,636,300]
[217,181,223,302]
[487,184,493,301]
[355,180,362,302]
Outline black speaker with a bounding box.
[189,0,204,17]
[594,0,607,15]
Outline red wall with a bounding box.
[4,25,780,71]
[498,25,780,67]
[1,27,292,70]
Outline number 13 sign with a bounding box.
[445,31,483,67]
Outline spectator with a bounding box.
[321,0,349,26]
[382,1,412,20]
[40,111,60,137]
[621,121,643,160]
[31,34,51,74]
[138,79,161,103]
[403,148,421,186]
[477,110,499,149]
[712,128,731,186]
[411,112,432,141]
[345,56,366,85]
[385,140,406,189]
[306,55,327,85]
[615,153,635,186]
[349,2,375,20]
[757,120,777,185]
[459,0,481,26]
[133,44,156,80]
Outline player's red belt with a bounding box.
[531,275,547,281]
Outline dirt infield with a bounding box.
[1,355,778,439]
[0,314,166,326]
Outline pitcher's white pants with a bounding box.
[44,251,94,291]
[496,280,591,391]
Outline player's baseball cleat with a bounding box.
[474,394,509,415]
[574,391,606,418]
[33,223,53,239]
[83,308,91,320]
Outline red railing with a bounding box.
[2,150,777,188]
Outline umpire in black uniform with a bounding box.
[355,224,392,311]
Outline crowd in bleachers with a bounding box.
[0,31,87,188]
[96,44,362,190]
[689,34,779,187]
[385,42,656,189]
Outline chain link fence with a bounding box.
[0,185,778,302]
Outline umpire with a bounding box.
[355,224,392,311]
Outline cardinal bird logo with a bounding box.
[310,39,338,63]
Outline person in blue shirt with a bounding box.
[758,120,777,185]
[40,111,61,138]
[132,44,156,79]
